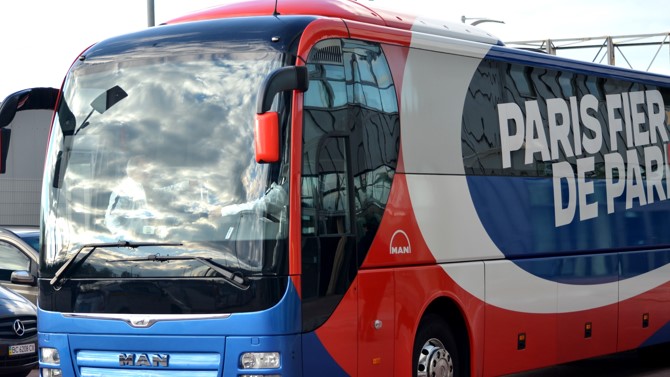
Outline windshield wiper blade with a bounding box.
[118,254,249,290]
[50,241,183,289]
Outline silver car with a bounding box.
[0,227,38,304]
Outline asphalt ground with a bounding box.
[26,348,670,377]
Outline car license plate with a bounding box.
[9,343,35,356]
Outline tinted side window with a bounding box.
[303,38,399,254]
[462,60,670,178]
[301,39,399,331]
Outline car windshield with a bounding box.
[41,39,289,279]
[19,234,39,252]
[2,228,39,252]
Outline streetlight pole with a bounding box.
[147,0,155,27]
[461,16,505,26]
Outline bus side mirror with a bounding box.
[0,90,24,174]
[0,87,59,174]
[255,112,280,163]
[254,66,308,163]
[0,128,10,174]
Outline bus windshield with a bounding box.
[41,47,289,280]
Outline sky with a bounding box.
[1,0,669,100]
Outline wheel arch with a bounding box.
[417,296,473,376]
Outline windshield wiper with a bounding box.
[50,241,183,289]
[117,254,249,290]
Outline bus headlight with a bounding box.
[40,348,61,364]
[41,368,63,377]
[240,351,280,369]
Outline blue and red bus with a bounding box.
[2,0,670,376]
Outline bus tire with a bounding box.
[413,313,463,377]
[638,343,670,366]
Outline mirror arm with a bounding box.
[0,87,59,129]
[0,90,25,129]
[256,66,308,114]
[0,87,59,174]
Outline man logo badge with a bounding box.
[119,353,169,367]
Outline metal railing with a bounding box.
[506,32,670,73]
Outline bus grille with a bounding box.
[77,350,221,377]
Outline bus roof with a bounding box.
[165,0,502,46]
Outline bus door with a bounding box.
[300,134,359,374]
[300,37,400,375]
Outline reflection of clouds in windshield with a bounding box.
[48,49,283,259]
[242,163,270,201]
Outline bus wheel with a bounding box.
[413,314,461,377]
